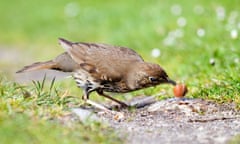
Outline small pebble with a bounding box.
[114,112,124,122]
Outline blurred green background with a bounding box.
[0,0,240,143]
[0,0,239,78]
[1,0,239,99]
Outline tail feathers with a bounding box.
[16,60,57,73]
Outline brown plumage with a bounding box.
[16,52,79,73]
[17,38,176,110]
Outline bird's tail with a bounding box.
[16,60,57,73]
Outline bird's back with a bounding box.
[59,38,144,82]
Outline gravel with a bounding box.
[73,97,240,144]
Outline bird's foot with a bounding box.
[108,103,129,110]
[84,100,125,121]
[85,99,110,111]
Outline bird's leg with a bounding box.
[82,90,111,112]
[97,90,128,108]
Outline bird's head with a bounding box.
[127,62,176,90]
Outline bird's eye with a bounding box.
[149,77,158,82]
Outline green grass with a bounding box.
[0,0,240,143]
[0,113,121,144]
[0,76,122,144]
[229,135,240,144]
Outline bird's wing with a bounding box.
[59,38,144,82]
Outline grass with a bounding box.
[0,0,240,143]
[229,135,240,144]
[0,75,122,144]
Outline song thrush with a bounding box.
[17,38,176,110]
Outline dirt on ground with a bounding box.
[71,96,240,144]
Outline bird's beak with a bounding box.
[167,78,176,86]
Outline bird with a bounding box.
[16,38,176,111]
